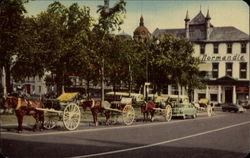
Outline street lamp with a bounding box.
[62,62,66,94]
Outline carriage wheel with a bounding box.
[122,104,135,125]
[63,103,81,131]
[44,112,59,129]
[163,105,172,122]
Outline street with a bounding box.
[1,111,249,158]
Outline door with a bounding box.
[225,88,233,103]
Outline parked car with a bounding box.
[221,103,245,113]
[172,103,197,119]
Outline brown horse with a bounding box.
[141,101,156,121]
[3,95,44,133]
[79,99,110,126]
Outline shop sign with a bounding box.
[236,87,249,93]
[201,54,245,62]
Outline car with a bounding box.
[221,103,245,113]
[172,103,197,119]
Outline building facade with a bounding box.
[152,10,249,104]
[14,75,47,96]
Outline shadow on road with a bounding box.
[1,136,247,158]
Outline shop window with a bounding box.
[213,43,219,54]
[210,94,218,102]
[212,63,219,78]
[241,43,246,53]
[227,43,232,54]
[200,44,206,54]
[240,62,247,79]
[226,63,233,77]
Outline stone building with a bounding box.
[152,10,249,104]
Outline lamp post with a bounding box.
[62,62,66,94]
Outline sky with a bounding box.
[24,0,249,36]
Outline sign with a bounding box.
[145,82,151,86]
[200,54,245,62]
[236,87,249,93]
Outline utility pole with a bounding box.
[101,0,109,102]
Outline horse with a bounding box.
[79,99,110,126]
[141,101,156,121]
[3,95,44,133]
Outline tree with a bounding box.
[92,0,126,101]
[147,34,204,97]
[0,0,27,92]
[36,2,93,95]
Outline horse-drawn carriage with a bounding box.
[40,92,82,130]
[80,97,136,126]
[141,95,172,122]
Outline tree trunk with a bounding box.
[5,62,12,93]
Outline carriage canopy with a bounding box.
[57,92,79,102]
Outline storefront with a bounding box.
[194,76,249,104]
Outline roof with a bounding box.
[134,26,150,35]
[190,11,206,25]
[152,26,249,42]
[208,26,249,42]
[153,28,185,38]
[133,15,151,38]
[116,31,132,40]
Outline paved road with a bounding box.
[1,111,249,158]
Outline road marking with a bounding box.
[0,113,227,136]
[71,121,250,158]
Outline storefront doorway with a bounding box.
[225,87,233,103]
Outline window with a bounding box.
[212,63,219,78]
[210,94,218,102]
[240,62,247,79]
[198,93,206,100]
[241,43,246,53]
[171,85,179,95]
[227,43,232,54]
[226,63,233,77]
[39,86,42,93]
[200,44,205,54]
[213,43,219,54]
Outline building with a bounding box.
[14,75,47,96]
[133,16,151,40]
[152,9,249,104]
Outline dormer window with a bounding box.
[227,43,232,54]
[241,43,246,53]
